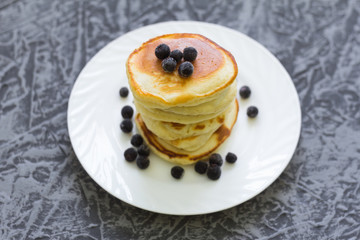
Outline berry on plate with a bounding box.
[239,86,251,99]
[171,166,184,179]
[119,87,129,98]
[209,153,223,167]
[121,105,134,119]
[136,155,150,169]
[124,147,137,162]
[247,106,259,118]
[194,161,208,174]
[120,119,133,133]
[207,165,221,180]
[225,152,237,163]
[131,134,143,147]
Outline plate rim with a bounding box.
[67,20,302,215]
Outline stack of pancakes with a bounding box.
[126,33,238,165]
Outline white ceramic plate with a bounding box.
[67,21,301,215]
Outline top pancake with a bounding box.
[126,33,238,107]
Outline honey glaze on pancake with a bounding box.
[133,34,225,92]
[136,113,233,162]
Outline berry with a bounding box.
[183,47,197,62]
[155,44,170,60]
[209,153,223,166]
[194,161,208,174]
[226,152,237,163]
[247,106,259,118]
[119,87,129,98]
[169,49,183,63]
[162,57,177,73]
[136,155,150,169]
[120,119,133,133]
[207,165,221,180]
[171,166,184,179]
[239,86,251,99]
[131,134,143,147]
[178,61,194,78]
[124,147,137,162]
[121,105,134,119]
[138,144,150,156]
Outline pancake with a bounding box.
[135,81,237,115]
[126,33,238,107]
[134,101,226,124]
[158,130,214,152]
[140,99,235,141]
[135,99,239,165]
[127,33,239,165]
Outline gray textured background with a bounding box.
[1,0,360,239]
